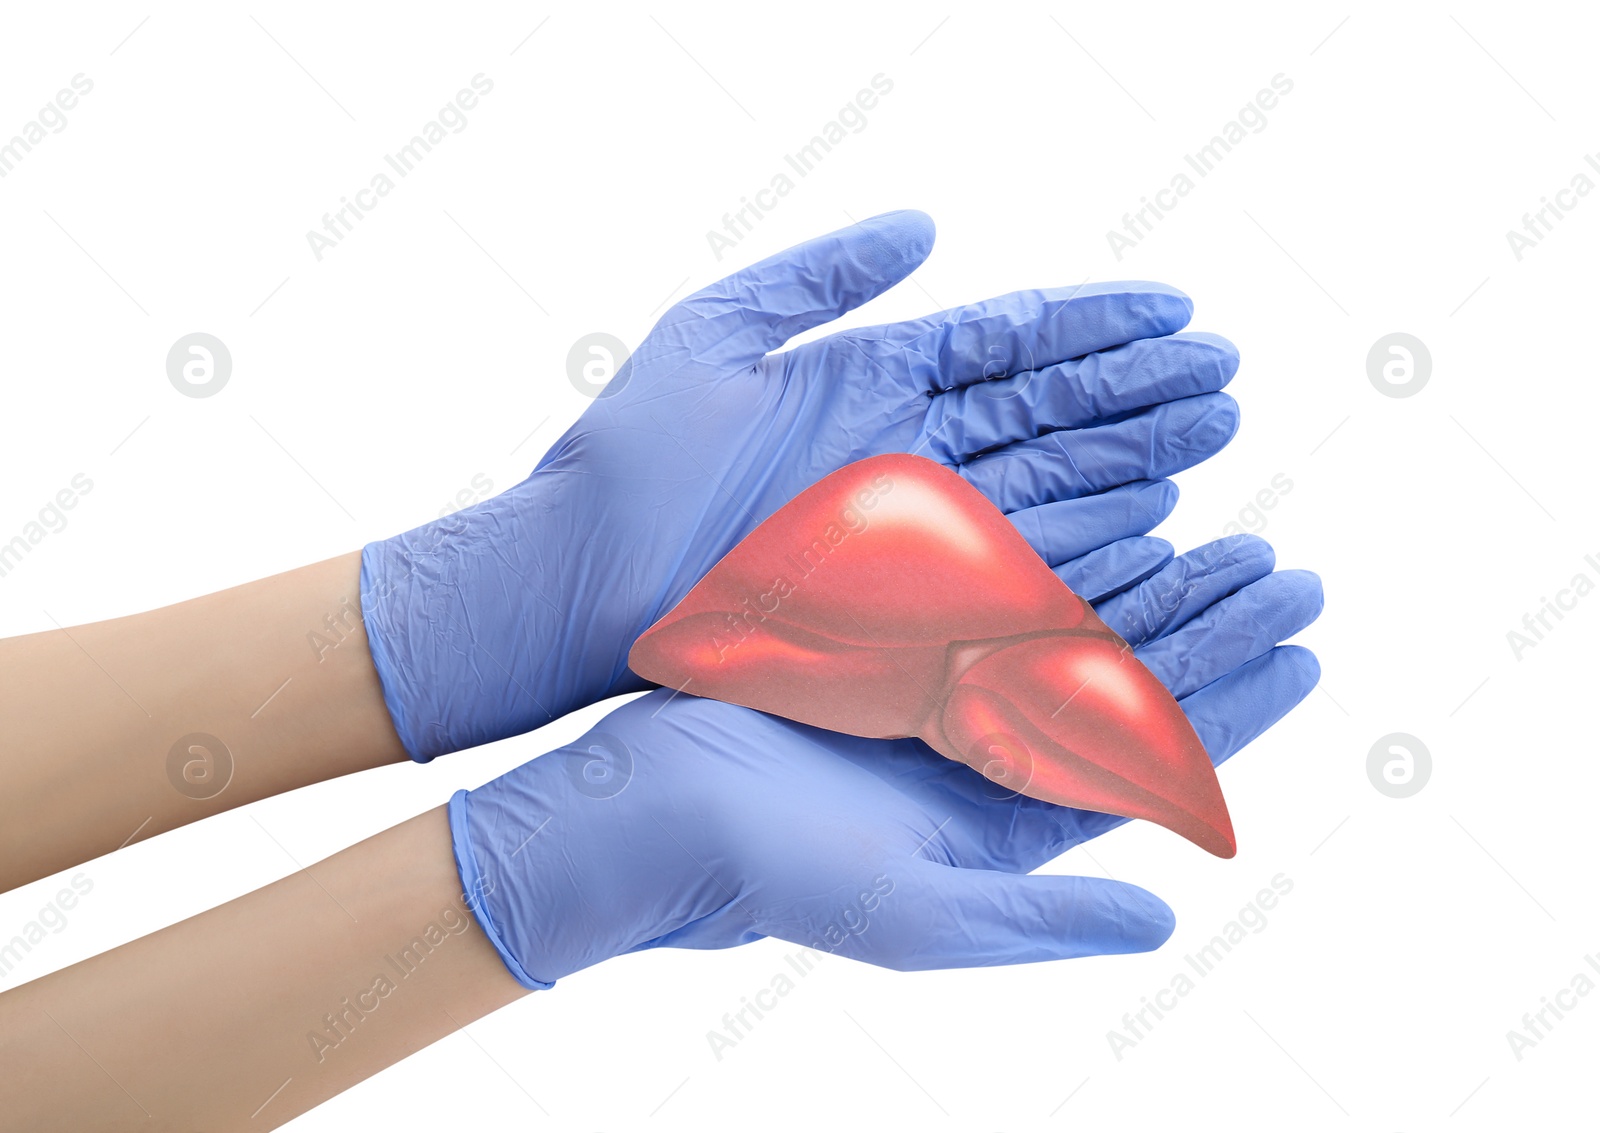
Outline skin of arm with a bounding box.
[0,805,528,1131]
[0,551,408,893]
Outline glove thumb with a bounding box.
[652,209,936,370]
[853,860,1176,970]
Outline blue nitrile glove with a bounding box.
[451,535,1322,986]
[361,209,1242,761]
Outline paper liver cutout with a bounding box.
[628,454,1235,857]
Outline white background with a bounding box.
[1,1,1595,1129]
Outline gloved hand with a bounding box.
[451,534,1322,986]
[361,210,1242,760]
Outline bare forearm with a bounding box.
[0,552,407,891]
[0,806,529,1131]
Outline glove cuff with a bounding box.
[359,540,431,761]
[449,789,555,991]
[359,488,570,762]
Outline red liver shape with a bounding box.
[628,453,1235,857]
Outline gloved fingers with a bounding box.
[836,281,1193,396]
[1095,534,1276,647]
[1068,645,1322,846]
[652,209,935,371]
[1181,644,1322,768]
[1008,480,1177,567]
[899,613,1321,870]
[922,332,1239,463]
[1135,570,1325,700]
[958,392,1239,513]
[901,768,1093,876]
[1054,537,1174,603]
[846,860,1174,970]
